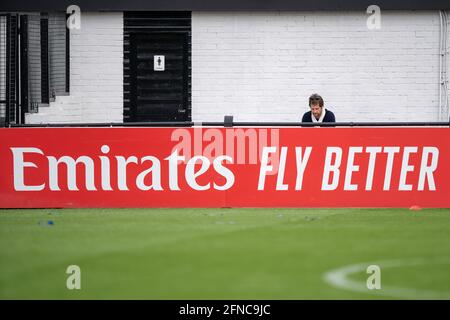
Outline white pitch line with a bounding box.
[323,258,450,299]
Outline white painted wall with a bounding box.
[192,11,443,122]
[26,12,123,124]
[446,11,450,121]
[25,11,448,124]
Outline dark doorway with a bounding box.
[124,12,191,122]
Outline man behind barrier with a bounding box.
[302,93,336,123]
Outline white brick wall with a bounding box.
[24,10,449,124]
[446,12,450,121]
[192,11,444,122]
[26,12,123,124]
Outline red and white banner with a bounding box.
[0,127,449,208]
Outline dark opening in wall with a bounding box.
[124,12,192,122]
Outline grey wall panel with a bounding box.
[27,14,41,109]
[48,12,67,98]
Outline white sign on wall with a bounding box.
[154,55,165,71]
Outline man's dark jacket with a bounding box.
[302,109,336,123]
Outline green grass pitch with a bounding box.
[1,208,450,299]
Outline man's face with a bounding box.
[310,104,322,120]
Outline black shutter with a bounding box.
[1,14,19,125]
[48,12,69,99]
[0,14,8,125]
[26,14,42,112]
[19,15,28,120]
[40,14,49,104]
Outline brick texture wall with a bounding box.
[25,11,449,123]
[192,11,444,122]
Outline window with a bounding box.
[0,12,70,125]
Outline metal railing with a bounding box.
[4,120,450,128]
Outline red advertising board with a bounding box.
[0,127,449,208]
